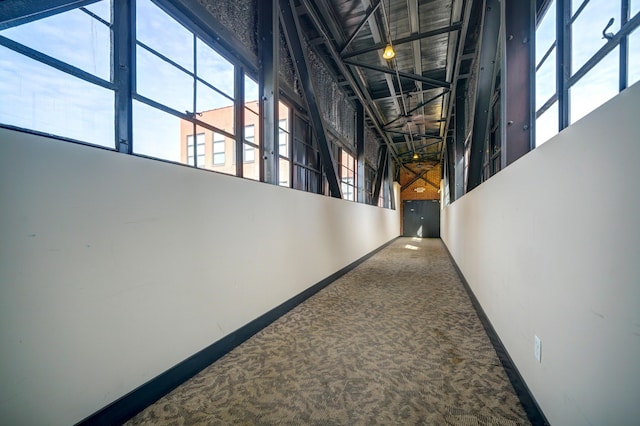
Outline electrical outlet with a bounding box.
[534,335,542,363]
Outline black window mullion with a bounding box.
[136,41,194,78]
[0,35,114,90]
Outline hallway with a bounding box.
[127,238,529,425]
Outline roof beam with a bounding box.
[341,22,463,59]
[372,144,388,203]
[296,0,402,165]
[343,59,451,89]
[340,0,382,54]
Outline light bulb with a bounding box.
[382,44,395,60]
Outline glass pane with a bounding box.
[136,0,193,71]
[0,4,111,80]
[133,100,184,163]
[0,46,114,148]
[243,144,259,181]
[196,81,234,136]
[535,102,558,147]
[571,0,620,73]
[196,38,234,98]
[630,28,640,87]
[536,0,556,63]
[136,47,193,113]
[279,158,290,187]
[631,0,640,17]
[536,46,556,110]
[570,47,619,124]
[244,76,259,114]
[278,127,288,157]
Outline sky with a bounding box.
[0,0,638,155]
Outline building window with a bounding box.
[213,132,225,165]
[244,124,255,163]
[186,133,205,167]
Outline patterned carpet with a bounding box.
[126,238,530,425]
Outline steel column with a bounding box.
[372,144,388,203]
[356,102,366,203]
[114,0,134,154]
[280,0,342,198]
[502,0,535,165]
[454,79,466,200]
[556,0,571,130]
[467,0,501,192]
[235,66,245,177]
[258,0,279,185]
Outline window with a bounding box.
[186,133,205,167]
[243,77,260,180]
[213,132,225,165]
[278,101,291,187]
[340,149,356,201]
[0,0,115,148]
[134,0,235,166]
[535,0,640,146]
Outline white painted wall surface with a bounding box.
[0,129,400,425]
[441,82,640,425]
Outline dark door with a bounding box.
[403,200,440,237]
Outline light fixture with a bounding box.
[383,44,395,60]
[413,152,419,160]
[382,0,395,60]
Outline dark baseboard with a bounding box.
[76,237,398,426]
[441,241,550,426]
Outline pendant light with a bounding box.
[382,0,395,60]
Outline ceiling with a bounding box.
[294,0,483,169]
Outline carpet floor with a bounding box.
[126,237,530,425]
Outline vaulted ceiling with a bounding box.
[293,0,483,168]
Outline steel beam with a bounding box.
[502,0,535,166]
[235,66,245,177]
[340,0,381,54]
[296,0,402,166]
[258,0,279,185]
[401,169,429,191]
[341,22,464,59]
[356,102,366,203]
[280,0,342,198]
[556,0,570,130]
[372,144,388,203]
[343,59,451,89]
[0,0,99,29]
[453,79,466,200]
[467,0,501,192]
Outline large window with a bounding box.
[134,0,235,167]
[0,0,115,148]
[535,0,640,146]
[243,77,260,180]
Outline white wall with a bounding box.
[441,82,640,425]
[0,129,400,425]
